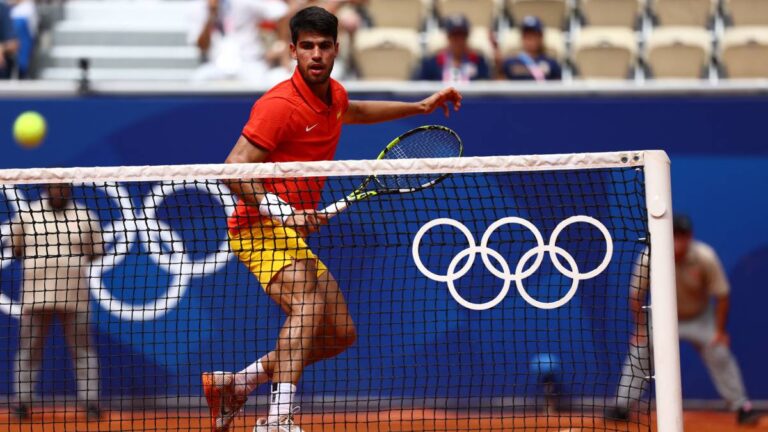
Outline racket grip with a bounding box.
[319,198,350,217]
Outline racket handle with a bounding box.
[319,198,350,217]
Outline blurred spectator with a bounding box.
[9,184,104,421]
[188,0,290,83]
[311,0,364,76]
[416,14,490,82]
[503,16,561,81]
[9,0,38,78]
[0,0,18,79]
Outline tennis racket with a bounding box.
[320,125,463,217]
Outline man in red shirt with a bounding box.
[202,6,462,432]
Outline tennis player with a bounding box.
[202,6,462,432]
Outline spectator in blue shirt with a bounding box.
[503,16,561,81]
[0,1,18,79]
[416,14,490,82]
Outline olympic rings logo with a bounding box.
[412,216,613,311]
[0,182,235,321]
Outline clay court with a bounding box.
[1,409,767,432]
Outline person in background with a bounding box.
[605,214,763,425]
[416,14,490,82]
[188,0,291,83]
[9,184,104,421]
[0,0,18,79]
[9,0,37,78]
[503,16,561,81]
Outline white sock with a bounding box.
[267,383,296,424]
[234,359,269,396]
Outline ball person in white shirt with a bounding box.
[605,214,762,425]
[9,183,104,420]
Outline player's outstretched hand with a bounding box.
[420,87,463,118]
[285,209,330,237]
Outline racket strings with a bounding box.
[377,128,462,190]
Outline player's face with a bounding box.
[673,231,692,261]
[291,31,338,86]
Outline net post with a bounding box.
[643,150,684,432]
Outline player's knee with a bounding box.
[296,292,327,318]
[338,324,357,349]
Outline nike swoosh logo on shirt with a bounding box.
[306,124,319,132]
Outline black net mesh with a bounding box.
[0,164,652,431]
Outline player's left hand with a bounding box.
[711,330,730,347]
[420,87,463,118]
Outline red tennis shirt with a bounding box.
[228,68,349,233]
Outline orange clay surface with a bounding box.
[0,408,767,431]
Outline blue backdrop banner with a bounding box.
[0,93,766,401]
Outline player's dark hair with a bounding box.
[290,6,338,45]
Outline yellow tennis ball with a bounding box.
[13,111,47,148]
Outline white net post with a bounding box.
[644,150,684,432]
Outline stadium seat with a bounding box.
[721,27,768,78]
[367,0,427,30]
[425,27,496,60]
[572,27,638,79]
[724,0,768,26]
[497,27,565,61]
[354,28,421,80]
[437,0,499,29]
[581,0,642,28]
[506,0,569,30]
[646,27,711,78]
[652,0,716,27]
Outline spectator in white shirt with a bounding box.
[188,0,290,83]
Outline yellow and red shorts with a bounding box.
[228,220,328,288]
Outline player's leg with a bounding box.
[60,310,100,419]
[261,258,326,425]
[201,259,323,432]
[247,269,356,379]
[305,270,356,362]
[234,270,355,400]
[13,311,52,419]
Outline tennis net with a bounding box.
[0,151,681,431]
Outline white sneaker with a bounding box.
[252,407,303,432]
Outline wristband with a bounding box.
[259,193,295,223]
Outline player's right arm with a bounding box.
[224,136,327,235]
[224,135,271,206]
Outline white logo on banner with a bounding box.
[412,216,613,311]
[0,183,235,321]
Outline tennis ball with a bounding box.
[13,111,47,148]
